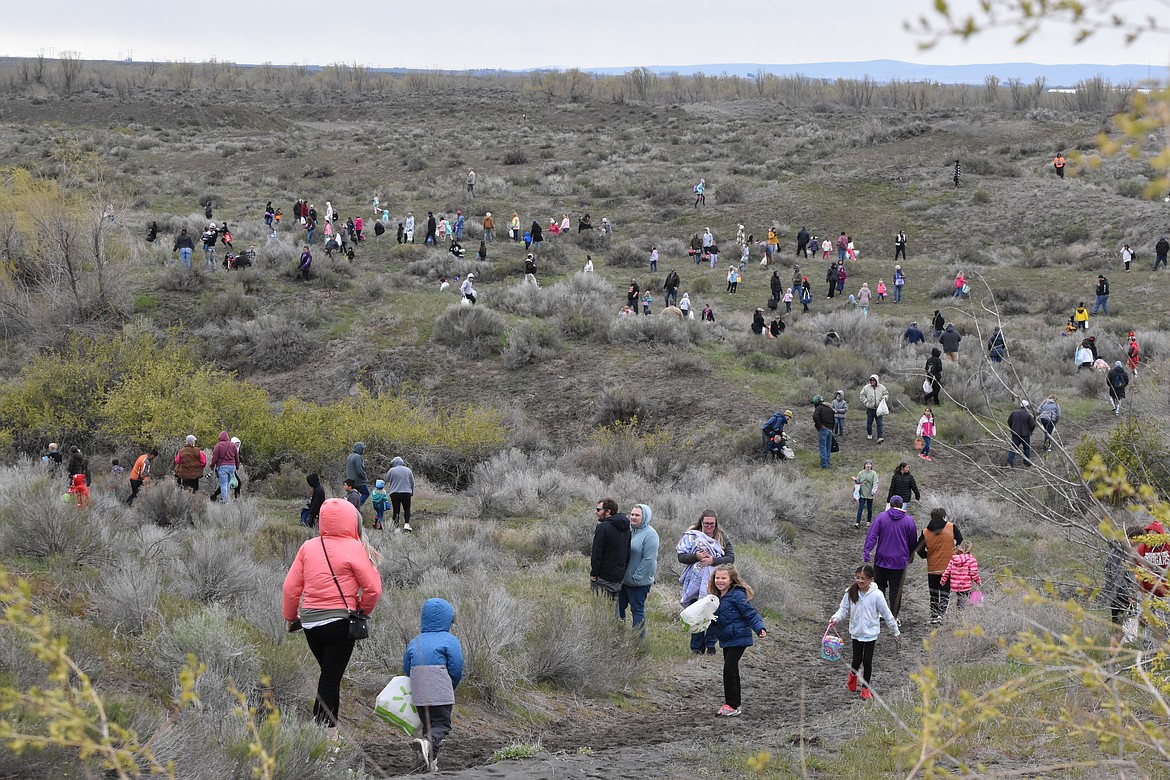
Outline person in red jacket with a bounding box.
[1135,520,1170,597]
[283,499,383,732]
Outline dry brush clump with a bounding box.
[431,303,507,357]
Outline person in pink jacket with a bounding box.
[282,499,383,731]
[939,540,981,608]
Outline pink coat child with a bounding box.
[940,544,982,605]
[876,280,887,302]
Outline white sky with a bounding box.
[3,0,1168,71]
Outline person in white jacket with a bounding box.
[829,564,900,700]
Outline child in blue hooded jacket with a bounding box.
[404,598,463,773]
[709,564,766,717]
[619,503,659,638]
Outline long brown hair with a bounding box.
[848,564,876,603]
[708,564,754,600]
[689,510,724,544]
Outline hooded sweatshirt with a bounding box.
[306,473,326,522]
[863,507,919,569]
[859,376,888,410]
[346,442,368,487]
[282,498,383,623]
[940,324,962,353]
[209,431,240,469]
[591,512,632,582]
[831,391,848,420]
[403,598,464,706]
[831,581,900,642]
[385,456,415,494]
[623,504,660,587]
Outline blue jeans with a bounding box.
[484,228,493,241]
[204,246,215,265]
[1093,295,1108,314]
[1156,254,1167,270]
[866,408,884,438]
[818,428,833,468]
[921,435,932,456]
[617,584,650,637]
[179,247,192,268]
[856,497,873,525]
[1008,433,1032,466]
[664,288,678,307]
[307,228,315,244]
[833,418,844,436]
[215,465,236,503]
[893,285,903,302]
[356,484,370,507]
[1041,418,1055,450]
[690,622,717,652]
[838,247,846,261]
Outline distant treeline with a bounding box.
[0,55,1136,113]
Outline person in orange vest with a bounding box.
[1053,152,1066,179]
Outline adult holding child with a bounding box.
[678,511,736,654]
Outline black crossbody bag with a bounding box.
[320,537,370,641]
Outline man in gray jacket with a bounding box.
[345,442,369,506]
[384,456,416,532]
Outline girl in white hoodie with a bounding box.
[829,564,900,700]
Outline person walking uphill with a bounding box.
[126,448,157,506]
[282,499,383,734]
[174,435,205,493]
[209,431,240,503]
[1093,275,1110,315]
[384,456,415,531]
[1007,400,1036,467]
[863,495,918,620]
[939,323,962,362]
[619,504,659,637]
[591,498,631,598]
[346,443,369,507]
[860,375,889,444]
[404,598,463,774]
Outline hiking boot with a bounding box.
[846,671,859,692]
[403,522,413,532]
[860,687,873,701]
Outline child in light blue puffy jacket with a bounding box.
[404,598,463,773]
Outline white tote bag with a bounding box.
[374,676,421,736]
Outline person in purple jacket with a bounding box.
[862,495,919,621]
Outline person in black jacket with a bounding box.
[425,212,438,245]
[796,227,810,257]
[931,310,946,340]
[590,497,631,599]
[1007,400,1037,466]
[924,348,943,405]
[770,271,783,304]
[1093,275,1110,315]
[813,395,835,469]
[302,473,326,527]
[903,321,924,345]
[886,462,920,505]
[1156,237,1170,270]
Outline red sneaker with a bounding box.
[846,671,858,693]
[860,687,873,700]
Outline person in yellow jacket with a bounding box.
[1074,302,1089,331]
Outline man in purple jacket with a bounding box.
[862,495,919,621]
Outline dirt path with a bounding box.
[358,510,930,777]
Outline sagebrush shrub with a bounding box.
[502,321,559,370]
[132,478,208,527]
[431,304,506,357]
[608,316,706,346]
[0,481,110,565]
[198,313,316,372]
[89,562,161,635]
[175,535,265,605]
[524,600,643,694]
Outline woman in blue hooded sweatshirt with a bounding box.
[619,503,660,638]
[404,598,463,773]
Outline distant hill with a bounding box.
[583,60,1165,87]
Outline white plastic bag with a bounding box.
[680,594,720,633]
[876,398,890,417]
[375,676,420,736]
[781,446,795,460]
[922,379,933,394]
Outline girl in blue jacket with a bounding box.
[709,565,766,717]
[404,598,464,773]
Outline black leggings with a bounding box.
[851,639,876,684]
[303,619,357,726]
[722,646,746,708]
[391,492,412,524]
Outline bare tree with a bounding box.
[58,51,83,95]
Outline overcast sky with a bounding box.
[3,0,1168,72]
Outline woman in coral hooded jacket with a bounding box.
[283,499,383,729]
